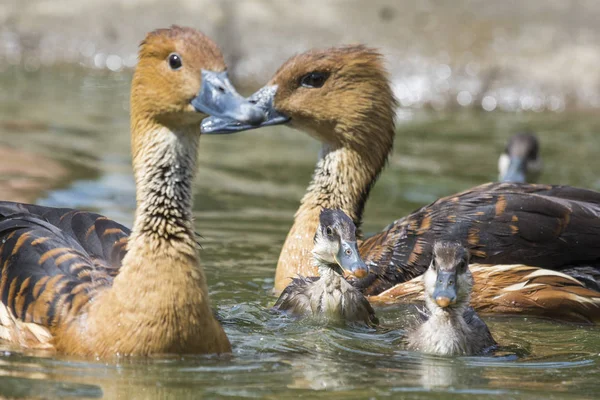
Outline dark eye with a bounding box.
[300,72,329,88]
[168,53,183,70]
[326,226,333,236]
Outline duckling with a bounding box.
[498,132,542,183]
[273,208,377,327]
[201,45,600,321]
[406,242,496,356]
[0,26,263,356]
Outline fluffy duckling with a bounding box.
[273,209,378,327]
[406,242,496,356]
[0,26,263,356]
[498,132,542,183]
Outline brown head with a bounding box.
[423,241,473,311]
[130,26,263,132]
[312,208,369,278]
[202,45,397,161]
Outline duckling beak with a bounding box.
[191,71,265,125]
[201,85,290,134]
[432,271,457,308]
[335,240,369,279]
[500,155,527,183]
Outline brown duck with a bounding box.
[0,26,263,356]
[406,241,496,356]
[273,208,377,327]
[202,45,600,321]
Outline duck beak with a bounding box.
[501,156,527,183]
[335,240,369,279]
[201,85,290,134]
[432,271,457,308]
[191,70,265,125]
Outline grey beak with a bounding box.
[432,270,458,308]
[191,70,264,125]
[335,240,369,279]
[201,85,290,134]
[501,156,527,183]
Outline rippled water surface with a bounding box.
[1,69,600,399]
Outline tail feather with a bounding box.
[0,303,53,349]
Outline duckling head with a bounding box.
[131,25,263,130]
[498,132,542,183]
[312,208,369,278]
[424,241,473,311]
[202,45,397,154]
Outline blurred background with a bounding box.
[2,0,600,110]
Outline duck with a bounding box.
[0,26,264,356]
[200,45,600,321]
[273,208,378,327]
[406,241,496,356]
[498,132,542,183]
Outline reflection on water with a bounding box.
[1,69,600,399]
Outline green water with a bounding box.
[0,68,599,399]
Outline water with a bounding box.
[1,68,600,399]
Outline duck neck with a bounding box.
[316,260,344,282]
[302,142,388,226]
[275,127,393,292]
[128,122,199,253]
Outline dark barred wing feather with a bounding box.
[0,202,130,328]
[358,183,600,295]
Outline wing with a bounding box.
[272,276,319,316]
[358,182,600,294]
[0,202,130,336]
[463,307,496,347]
[358,294,379,326]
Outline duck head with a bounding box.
[201,45,396,151]
[312,209,369,278]
[423,242,473,311]
[130,26,263,130]
[498,132,542,183]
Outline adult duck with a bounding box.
[201,46,600,320]
[0,26,263,356]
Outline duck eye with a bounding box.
[168,53,183,70]
[326,226,333,236]
[300,72,329,88]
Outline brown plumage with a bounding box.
[0,26,262,356]
[273,209,378,327]
[406,242,496,356]
[201,45,600,321]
